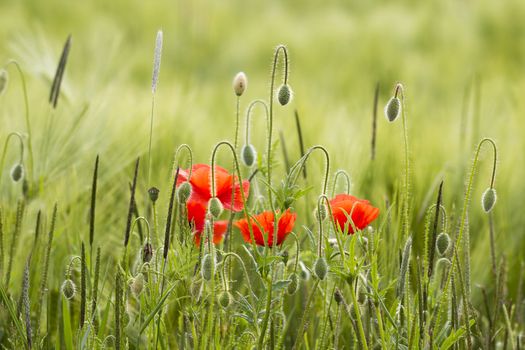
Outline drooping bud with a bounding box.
[10,163,24,182]
[314,257,328,280]
[314,203,327,222]
[177,181,192,203]
[278,84,293,106]
[283,197,294,209]
[130,273,145,297]
[142,242,153,263]
[436,232,451,256]
[299,261,310,281]
[233,72,247,96]
[481,188,497,213]
[241,144,257,167]
[287,273,299,295]
[334,288,344,305]
[61,279,76,300]
[280,250,289,265]
[208,197,223,218]
[0,69,7,95]
[148,187,160,203]
[218,291,233,308]
[384,97,401,122]
[201,253,215,281]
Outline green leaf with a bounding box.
[61,297,74,350]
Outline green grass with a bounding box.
[1,0,524,348]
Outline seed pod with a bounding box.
[314,257,328,280]
[436,232,451,256]
[233,72,247,96]
[142,242,153,263]
[61,279,76,300]
[148,187,160,203]
[241,144,257,167]
[10,163,24,182]
[201,253,215,281]
[218,291,233,308]
[481,188,497,213]
[278,84,293,105]
[0,69,7,95]
[130,273,145,297]
[177,181,192,203]
[208,197,223,218]
[287,273,299,295]
[384,97,401,122]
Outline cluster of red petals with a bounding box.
[234,209,297,246]
[329,194,380,234]
[176,164,250,245]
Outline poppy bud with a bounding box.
[384,97,401,122]
[177,181,192,203]
[278,84,293,106]
[281,250,289,265]
[314,204,327,222]
[314,257,328,280]
[436,232,451,256]
[0,69,7,95]
[436,257,452,270]
[241,144,257,167]
[481,188,497,213]
[334,288,344,305]
[10,163,24,182]
[130,273,145,297]
[61,279,76,300]
[218,291,233,308]
[201,253,215,281]
[233,72,247,96]
[299,261,310,281]
[143,242,153,263]
[208,197,223,218]
[148,187,160,203]
[287,273,299,295]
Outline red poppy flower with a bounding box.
[235,209,296,246]
[186,200,229,245]
[177,164,250,211]
[329,194,379,234]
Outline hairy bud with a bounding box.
[278,84,293,106]
[10,163,24,182]
[148,187,159,203]
[177,181,192,203]
[241,144,257,167]
[201,253,215,281]
[482,188,497,213]
[436,232,451,256]
[61,279,76,300]
[287,273,299,295]
[314,257,328,280]
[385,97,401,122]
[218,291,233,308]
[208,197,223,218]
[233,72,247,96]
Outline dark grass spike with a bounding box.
[428,181,444,279]
[31,210,42,254]
[124,158,140,247]
[5,201,25,287]
[164,166,179,260]
[129,182,144,242]
[91,246,101,330]
[371,82,379,160]
[80,242,87,328]
[89,155,99,250]
[49,34,72,108]
[22,255,32,349]
[0,209,4,278]
[35,203,57,336]
[279,130,291,172]
[294,109,307,179]
[115,270,122,350]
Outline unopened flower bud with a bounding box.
[0,69,7,95]
[218,291,233,308]
[278,84,293,106]
[177,181,192,203]
[334,288,344,304]
[281,250,289,265]
[61,279,76,300]
[241,144,257,167]
[314,257,328,280]
[131,273,145,297]
[482,188,497,213]
[148,187,159,203]
[287,273,299,295]
[233,72,247,96]
[208,197,223,218]
[436,232,451,256]
[10,163,24,182]
[201,253,215,281]
[385,97,401,122]
[314,203,327,222]
[143,242,153,263]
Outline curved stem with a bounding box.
[316,195,332,257]
[244,99,270,146]
[331,169,351,196]
[288,145,331,197]
[173,144,194,179]
[396,83,411,240]
[65,256,82,279]
[289,232,300,273]
[0,132,24,181]
[221,252,256,304]
[4,60,33,182]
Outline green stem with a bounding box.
[0,132,24,181]
[350,279,369,350]
[147,94,155,185]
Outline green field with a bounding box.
[1,0,524,348]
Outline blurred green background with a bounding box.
[1,0,524,299]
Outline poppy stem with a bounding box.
[288,145,331,196]
[172,144,194,180]
[331,169,351,196]
[0,132,25,181]
[244,99,269,147]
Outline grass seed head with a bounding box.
[482,188,497,213]
[385,97,401,122]
[233,72,247,96]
